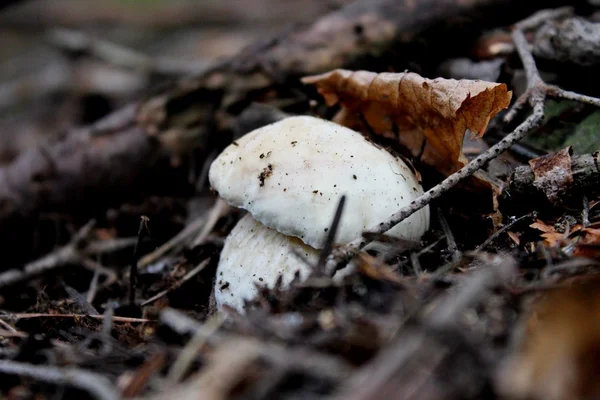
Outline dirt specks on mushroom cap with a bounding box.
[209,115,430,249]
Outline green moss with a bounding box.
[564,110,600,154]
[522,100,600,154]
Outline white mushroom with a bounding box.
[215,213,317,311]
[210,115,430,312]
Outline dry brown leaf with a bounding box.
[530,219,556,234]
[507,231,521,246]
[302,69,512,175]
[573,227,600,260]
[497,276,600,400]
[529,219,600,255]
[356,253,404,285]
[530,219,570,248]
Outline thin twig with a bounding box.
[167,314,225,383]
[0,360,119,400]
[515,6,573,30]
[0,318,17,333]
[315,195,346,275]
[47,28,211,77]
[138,215,207,270]
[63,282,99,316]
[437,207,461,262]
[0,221,96,289]
[84,237,138,255]
[0,329,27,338]
[86,256,102,304]
[410,252,422,276]
[582,196,590,228]
[130,216,150,306]
[141,258,211,306]
[505,10,600,123]
[191,198,230,247]
[391,238,442,272]
[476,211,537,251]
[0,313,153,324]
[426,255,517,326]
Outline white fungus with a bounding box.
[214,213,317,312]
[210,115,430,312]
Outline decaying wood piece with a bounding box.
[508,152,600,200]
[528,147,573,205]
[533,17,600,66]
[0,106,168,266]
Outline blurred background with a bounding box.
[0,0,345,163]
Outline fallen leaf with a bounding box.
[356,253,404,285]
[302,69,511,175]
[530,219,556,234]
[507,231,521,246]
[573,227,600,260]
[497,275,600,400]
[530,219,583,248]
[529,147,573,205]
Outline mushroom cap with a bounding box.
[215,213,317,312]
[209,115,429,249]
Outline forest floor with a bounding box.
[0,1,599,399]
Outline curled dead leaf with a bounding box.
[302,69,512,176]
[529,219,600,258]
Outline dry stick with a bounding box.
[475,211,537,251]
[63,282,99,316]
[0,313,152,324]
[167,313,225,384]
[81,258,117,286]
[86,257,102,304]
[475,211,536,251]
[582,196,590,228]
[138,215,207,270]
[0,318,17,333]
[47,28,210,77]
[436,207,461,263]
[0,360,119,400]
[140,258,211,306]
[315,195,346,274]
[391,238,442,273]
[410,252,422,276]
[516,6,572,30]
[191,198,230,247]
[0,329,27,338]
[0,221,97,289]
[84,237,138,255]
[130,216,150,306]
